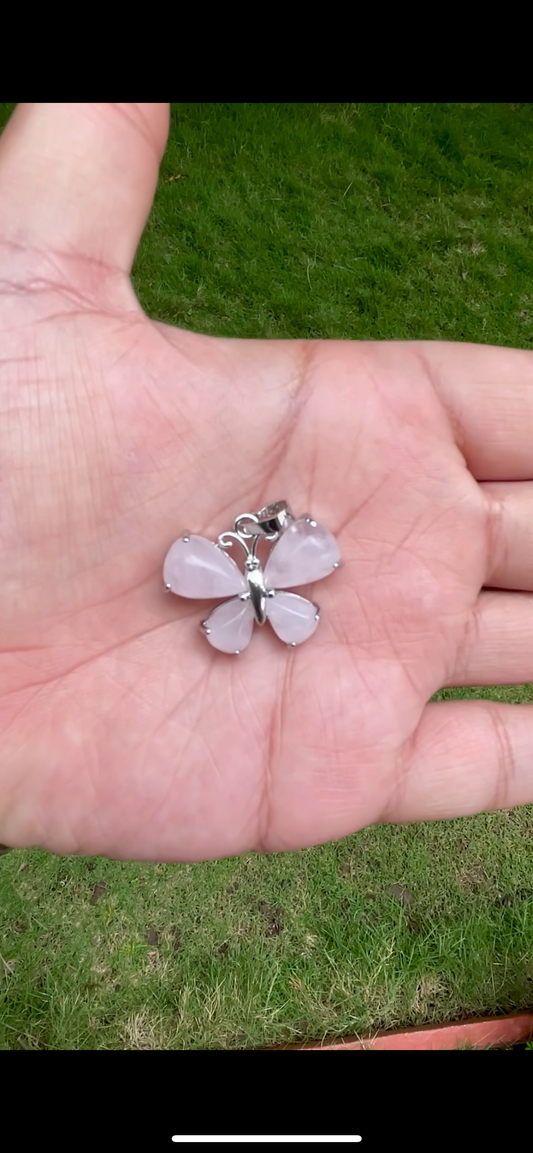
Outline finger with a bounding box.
[0,103,169,272]
[394,699,533,822]
[419,341,533,480]
[447,590,533,686]
[482,481,533,590]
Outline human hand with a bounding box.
[1,103,532,861]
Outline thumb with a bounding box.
[0,102,169,273]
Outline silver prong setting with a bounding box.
[333,560,342,570]
[164,581,172,592]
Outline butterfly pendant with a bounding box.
[163,501,341,654]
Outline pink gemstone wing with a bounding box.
[265,591,320,645]
[163,536,247,599]
[264,518,340,590]
[202,596,255,654]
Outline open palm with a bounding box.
[1,103,533,861]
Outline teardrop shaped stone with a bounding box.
[203,597,255,654]
[266,591,319,645]
[264,518,340,589]
[164,536,246,599]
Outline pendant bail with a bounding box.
[249,500,293,539]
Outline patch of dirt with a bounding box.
[145,927,160,947]
[459,865,489,895]
[496,889,533,908]
[89,881,107,904]
[385,883,415,907]
[385,883,423,930]
[169,926,181,952]
[411,973,449,1015]
[258,901,283,937]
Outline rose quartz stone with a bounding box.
[264,518,340,589]
[164,536,246,599]
[266,591,319,644]
[204,596,255,654]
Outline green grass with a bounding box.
[1,102,533,1049]
[1,816,533,1050]
[136,102,533,346]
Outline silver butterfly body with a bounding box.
[163,513,340,654]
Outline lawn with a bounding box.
[1,102,533,1050]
